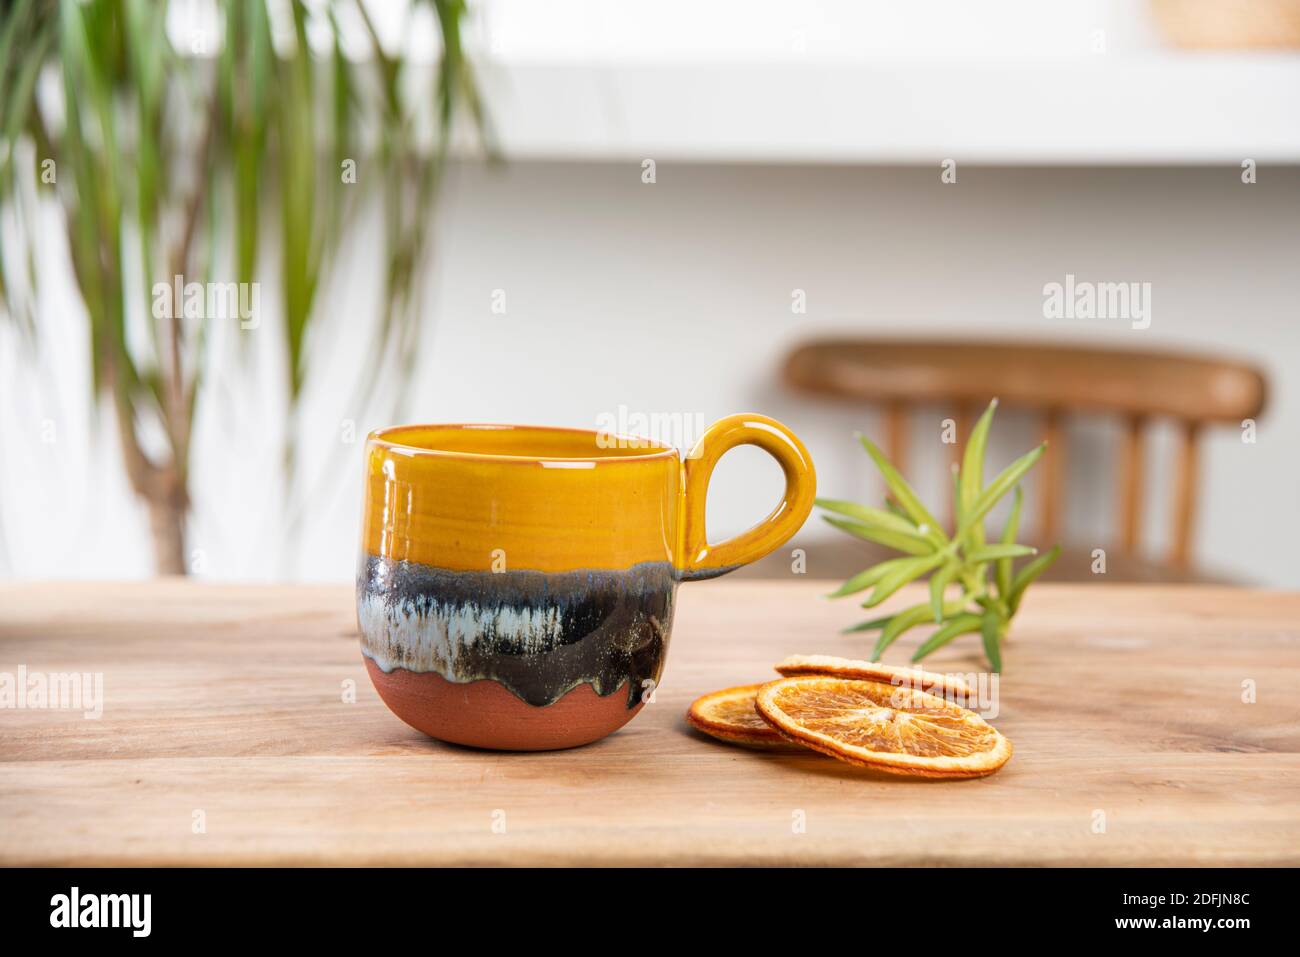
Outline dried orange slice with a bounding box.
[774,654,972,701]
[686,684,798,749]
[755,676,1012,778]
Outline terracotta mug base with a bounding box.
[364,658,643,751]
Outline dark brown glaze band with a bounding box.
[357,555,674,708]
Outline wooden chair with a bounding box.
[779,338,1267,582]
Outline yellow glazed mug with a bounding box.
[357,413,815,750]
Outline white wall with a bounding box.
[3,161,1297,585]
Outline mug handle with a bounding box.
[679,413,817,581]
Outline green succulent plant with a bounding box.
[818,399,1060,671]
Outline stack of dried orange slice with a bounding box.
[686,655,1011,779]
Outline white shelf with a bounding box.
[471,54,1300,165]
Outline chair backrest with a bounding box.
[783,338,1267,568]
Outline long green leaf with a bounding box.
[0,0,35,104]
[822,515,934,557]
[857,433,946,545]
[1008,544,1062,614]
[816,497,918,534]
[957,443,1047,539]
[872,598,970,661]
[279,0,317,399]
[228,0,272,311]
[124,0,166,371]
[842,614,894,634]
[1,12,51,184]
[826,556,916,598]
[0,0,36,158]
[873,603,932,660]
[328,3,354,242]
[996,485,1023,599]
[959,399,998,546]
[981,613,1003,672]
[929,560,960,623]
[912,613,983,662]
[862,552,947,609]
[950,464,962,532]
[966,543,1037,563]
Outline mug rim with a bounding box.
[368,422,681,464]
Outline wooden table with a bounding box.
[1,581,1296,866]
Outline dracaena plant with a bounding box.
[0,0,489,575]
[818,399,1060,672]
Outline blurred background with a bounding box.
[1,0,1297,585]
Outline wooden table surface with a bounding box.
[1,580,1297,866]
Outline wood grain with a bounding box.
[1,580,1297,866]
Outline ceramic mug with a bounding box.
[356,413,815,750]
